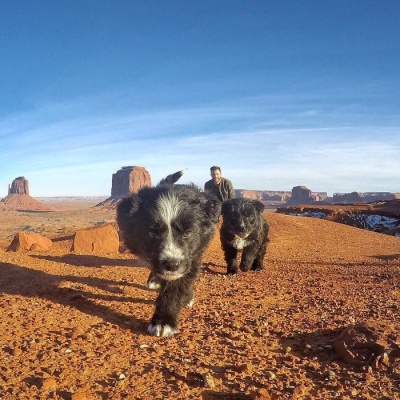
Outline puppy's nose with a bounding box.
[238,224,246,233]
[161,259,180,272]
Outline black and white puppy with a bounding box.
[116,171,221,337]
[220,198,269,274]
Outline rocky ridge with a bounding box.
[277,199,400,236]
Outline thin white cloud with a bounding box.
[1,94,399,196]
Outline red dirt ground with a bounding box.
[0,200,399,399]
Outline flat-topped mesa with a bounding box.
[95,166,152,209]
[111,166,152,198]
[8,176,29,195]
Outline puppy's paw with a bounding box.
[147,275,162,290]
[226,269,238,275]
[185,297,194,308]
[147,323,177,337]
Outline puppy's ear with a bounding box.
[116,195,141,231]
[252,200,265,213]
[221,200,230,216]
[205,198,222,222]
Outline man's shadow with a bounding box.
[0,260,152,333]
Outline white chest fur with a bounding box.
[231,236,249,250]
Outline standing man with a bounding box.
[204,166,235,201]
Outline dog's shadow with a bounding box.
[202,262,226,276]
[0,261,150,333]
[32,253,148,268]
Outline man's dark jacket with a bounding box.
[204,177,235,201]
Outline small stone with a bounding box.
[381,352,390,366]
[250,388,271,400]
[11,347,22,356]
[71,392,89,400]
[42,377,57,390]
[324,344,333,350]
[265,371,276,380]
[285,346,291,354]
[203,372,215,389]
[237,364,252,373]
[118,373,126,380]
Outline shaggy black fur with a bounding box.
[116,171,221,337]
[220,198,269,274]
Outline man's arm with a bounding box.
[227,180,235,199]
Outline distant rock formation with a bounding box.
[262,191,291,202]
[332,192,363,203]
[235,189,291,203]
[1,177,50,211]
[284,186,312,205]
[111,166,151,197]
[235,188,327,206]
[8,176,29,195]
[363,192,400,202]
[237,190,262,200]
[95,166,152,209]
[333,192,399,204]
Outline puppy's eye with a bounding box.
[148,229,159,238]
[232,212,241,220]
[148,224,162,238]
[172,221,191,237]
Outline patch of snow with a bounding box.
[366,215,398,230]
[287,212,326,218]
[302,212,326,219]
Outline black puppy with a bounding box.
[116,171,221,337]
[220,198,269,274]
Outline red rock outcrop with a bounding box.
[7,232,52,252]
[333,192,399,203]
[262,191,291,202]
[239,190,262,200]
[95,166,151,209]
[284,185,315,205]
[333,192,364,203]
[71,223,120,254]
[8,176,29,195]
[332,321,400,368]
[111,166,151,197]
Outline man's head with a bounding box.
[210,166,222,185]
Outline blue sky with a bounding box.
[1,1,399,197]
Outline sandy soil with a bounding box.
[0,200,399,399]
